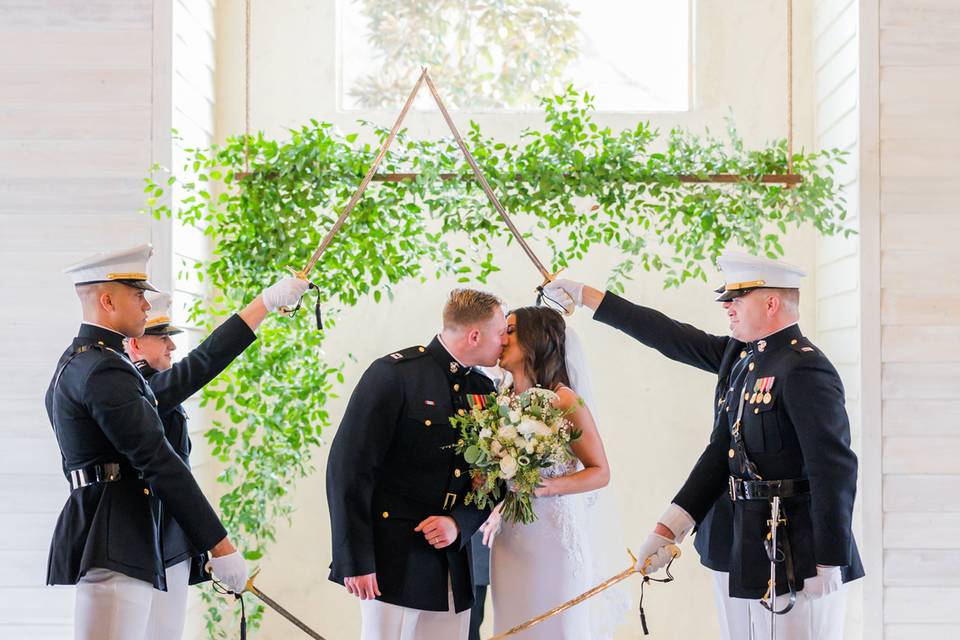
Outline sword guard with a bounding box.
[278,266,315,316]
[242,568,262,595]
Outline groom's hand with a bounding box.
[415,515,459,549]
[344,573,381,600]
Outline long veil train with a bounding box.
[564,326,631,638]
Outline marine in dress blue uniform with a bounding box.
[127,290,257,639]
[327,337,497,636]
[545,252,864,640]
[46,245,248,640]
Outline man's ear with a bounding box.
[766,294,781,318]
[98,289,115,314]
[467,327,481,346]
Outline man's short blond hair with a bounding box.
[442,288,503,330]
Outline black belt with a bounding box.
[728,477,809,501]
[68,463,124,491]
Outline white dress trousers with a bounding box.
[74,560,191,640]
[711,570,847,640]
[359,577,470,640]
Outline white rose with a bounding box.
[499,454,518,479]
[499,425,518,440]
[479,427,493,440]
[509,409,521,424]
[516,418,537,437]
[513,436,527,450]
[534,421,552,437]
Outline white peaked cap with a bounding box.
[714,251,806,301]
[63,243,159,292]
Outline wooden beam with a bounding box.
[234,171,804,185]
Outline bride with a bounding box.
[482,306,630,639]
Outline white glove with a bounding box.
[208,550,249,593]
[634,531,677,575]
[542,279,584,314]
[658,503,696,544]
[262,276,309,312]
[802,565,843,600]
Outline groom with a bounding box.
[327,288,507,639]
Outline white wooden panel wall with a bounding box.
[813,2,864,637]
[168,0,218,636]
[878,0,960,637]
[0,1,171,637]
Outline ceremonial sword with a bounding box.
[278,68,564,318]
[488,546,680,639]
[242,570,327,639]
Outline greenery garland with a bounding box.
[144,88,849,636]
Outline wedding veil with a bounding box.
[564,326,631,638]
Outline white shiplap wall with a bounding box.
[812,0,865,637]
[878,0,960,637]
[168,0,218,635]
[0,1,171,637]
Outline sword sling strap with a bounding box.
[727,353,799,614]
[50,344,99,467]
[729,353,762,481]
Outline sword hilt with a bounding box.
[535,270,575,316]
[277,267,312,316]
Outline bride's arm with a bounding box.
[536,387,610,497]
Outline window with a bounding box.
[339,0,690,112]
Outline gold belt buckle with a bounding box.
[442,492,457,511]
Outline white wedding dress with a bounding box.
[491,457,594,638]
[490,328,630,639]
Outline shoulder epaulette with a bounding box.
[383,345,429,363]
[788,338,817,354]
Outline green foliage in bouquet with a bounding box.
[452,388,581,524]
[143,87,849,635]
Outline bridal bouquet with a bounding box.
[451,387,581,525]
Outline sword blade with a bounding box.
[769,496,780,640]
[247,584,326,640]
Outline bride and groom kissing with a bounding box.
[325,288,628,639]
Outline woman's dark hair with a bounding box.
[510,306,570,391]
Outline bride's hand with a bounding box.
[480,503,504,548]
[533,478,556,498]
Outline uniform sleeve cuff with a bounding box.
[659,503,696,543]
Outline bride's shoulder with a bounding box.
[551,384,579,410]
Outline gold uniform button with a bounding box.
[418,346,426,352]
[454,469,462,478]
[143,488,150,495]
[740,351,746,359]
[790,339,798,345]
[97,341,105,346]
[748,362,755,371]
[424,419,432,427]
[382,511,389,519]
[728,449,735,458]
[754,408,760,414]
[453,383,460,392]
[744,392,750,401]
